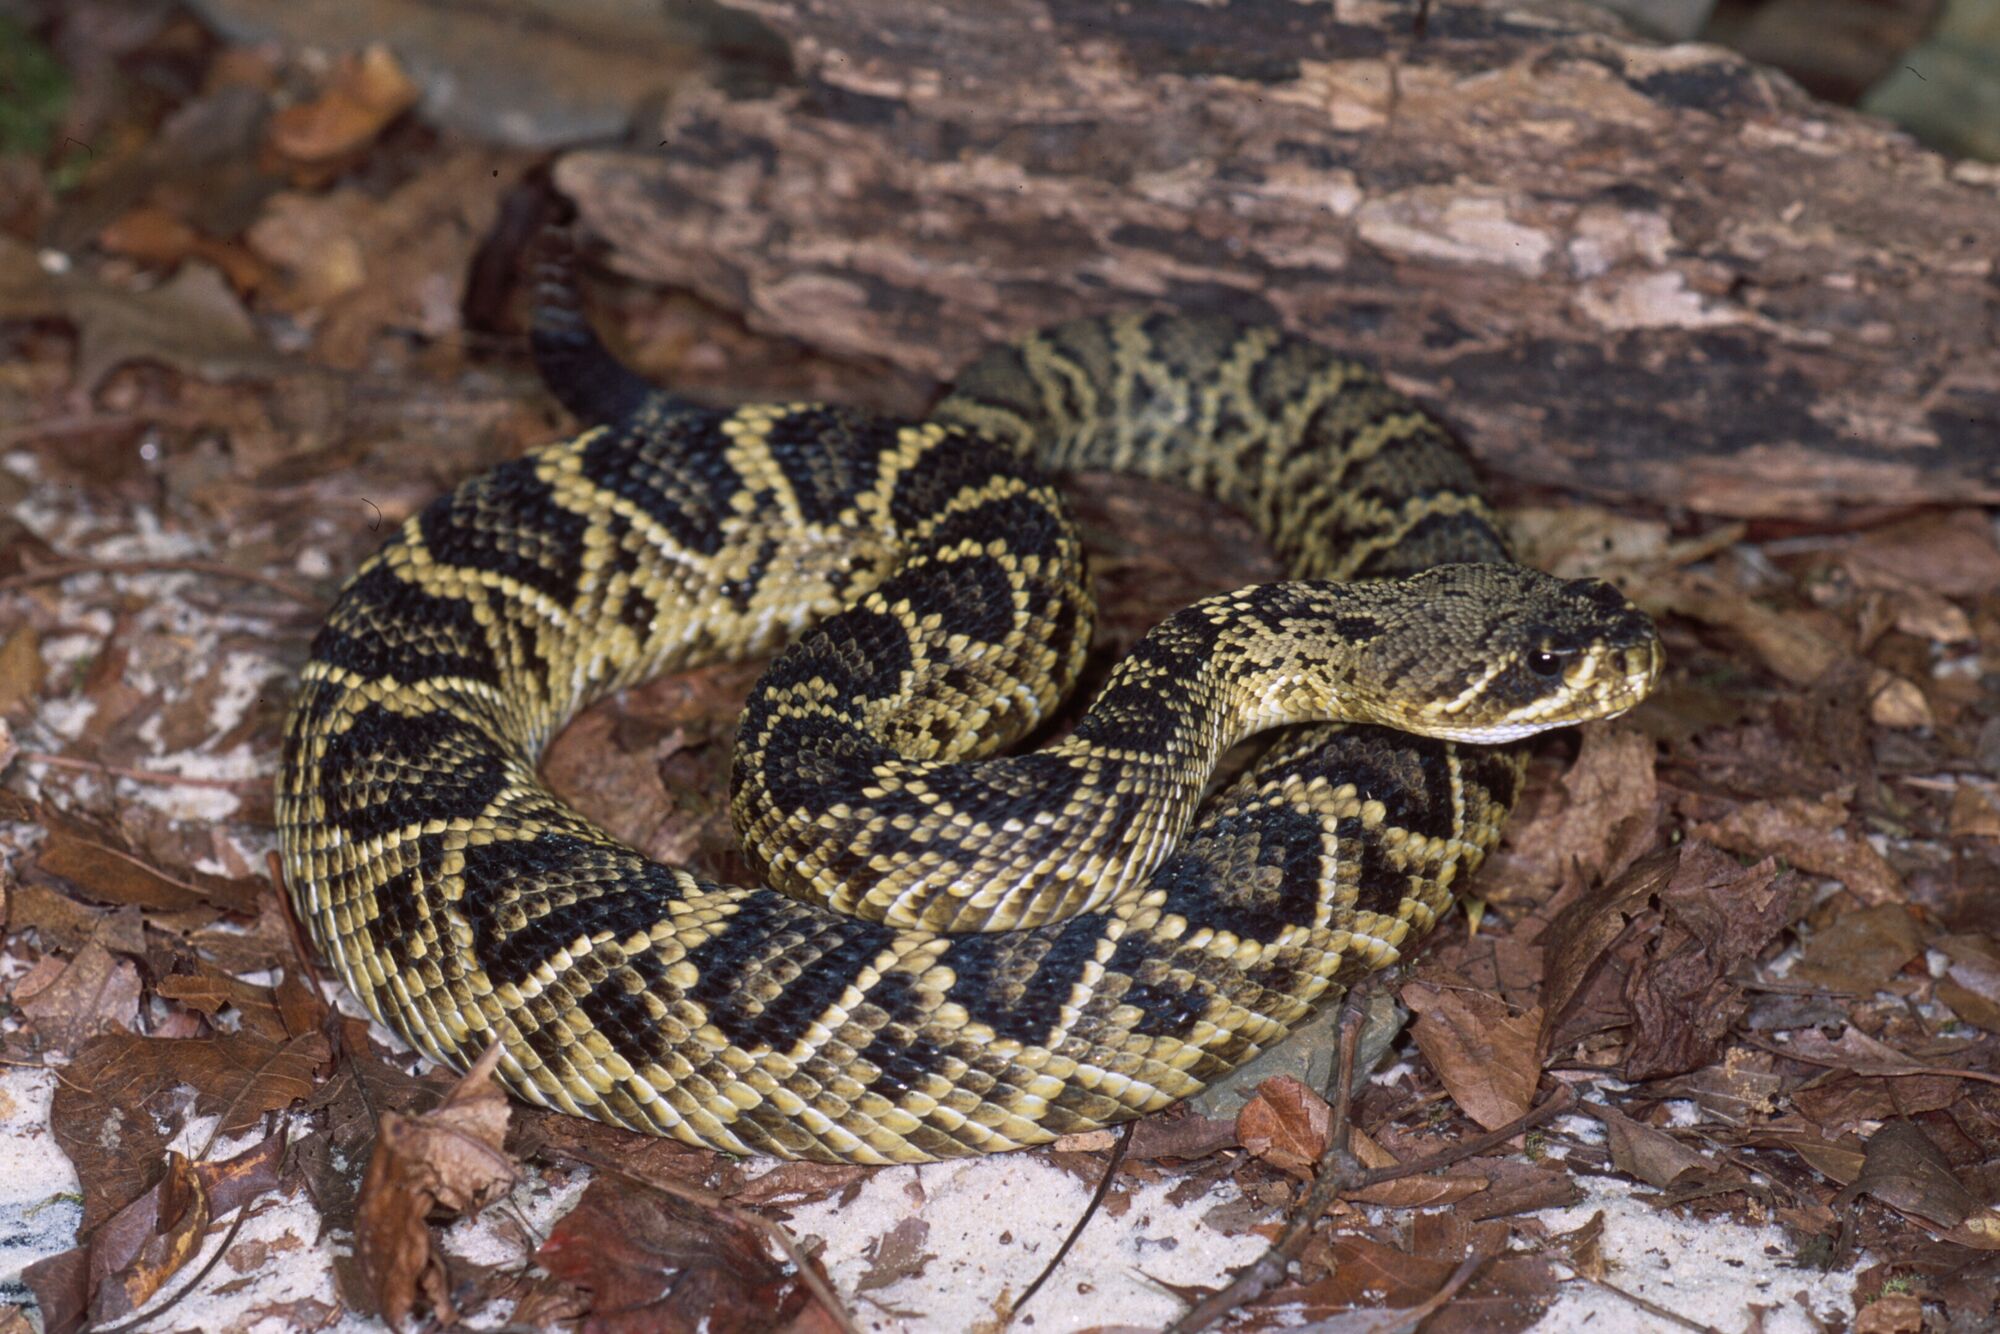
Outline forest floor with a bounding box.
[2,7,1999,1334]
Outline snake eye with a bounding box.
[1527,649,1565,677]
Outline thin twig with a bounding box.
[1377,1252,1488,1334]
[89,1183,258,1334]
[0,558,322,608]
[1010,1120,1133,1324]
[1169,1065,1577,1333]
[1746,1037,2000,1088]
[1541,1257,1727,1334]
[1167,989,1374,1333]
[559,1150,862,1334]
[0,409,200,447]
[16,750,266,792]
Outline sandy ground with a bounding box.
[0,1022,1858,1333]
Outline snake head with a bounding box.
[1350,563,1663,743]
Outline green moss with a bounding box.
[0,17,70,157]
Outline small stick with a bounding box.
[1170,983,1577,1333]
[16,750,265,791]
[1010,1120,1134,1324]
[0,558,322,608]
[1167,988,1373,1333]
[1539,1258,1727,1334]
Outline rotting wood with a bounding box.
[554,0,2000,520]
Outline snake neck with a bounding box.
[730,578,1454,936]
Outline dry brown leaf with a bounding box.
[1936,935,2000,1034]
[854,1216,934,1296]
[1949,783,2000,839]
[1649,568,1849,686]
[1481,724,1660,902]
[1855,1293,1924,1334]
[35,811,264,915]
[1867,671,1933,729]
[0,235,281,388]
[1542,842,1804,1079]
[20,1248,89,1334]
[1506,505,1741,582]
[5,882,109,953]
[353,1045,519,1326]
[1402,985,1542,1132]
[85,1152,210,1325]
[245,149,515,368]
[1549,1209,1606,1281]
[97,204,272,292]
[48,1029,324,1232]
[194,1031,330,1138]
[0,625,44,715]
[1689,792,1903,905]
[1840,510,2000,600]
[1236,1075,1332,1177]
[536,1177,819,1333]
[1623,846,1802,1080]
[16,938,142,1054]
[25,1136,283,1334]
[729,1159,871,1209]
[267,45,420,168]
[1125,1112,1238,1162]
[1341,1126,1490,1209]
[50,1034,175,1232]
[154,962,290,1042]
[1842,1120,2000,1249]
[1787,904,1925,993]
[1292,1235,1460,1311]
[1589,1102,1713,1189]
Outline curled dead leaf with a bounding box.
[1689,792,1903,905]
[536,1177,820,1333]
[1236,1075,1331,1177]
[1402,984,1542,1132]
[353,1045,518,1327]
[267,45,420,169]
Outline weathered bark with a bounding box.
[555,0,2000,519]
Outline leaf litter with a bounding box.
[0,8,1997,1334]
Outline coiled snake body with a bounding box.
[278,288,1660,1162]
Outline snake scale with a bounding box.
[277,248,1661,1163]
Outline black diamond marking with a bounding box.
[849,969,951,1098]
[579,414,745,557]
[917,490,1070,563]
[758,604,916,703]
[946,912,1109,1047]
[419,457,590,605]
[1349,831,1409,917]
[681,893,895,1054]
[858,753,1090,859]
[743,713,899,819]
[1103,933,1209,1040]
[874,552,1022,649]
[1351,509,1509,577]
[760,406,891,524]
[1456,745,1522,811]
[318,704,508,845]
[1263,726,1458,842]
[888,432,1045,529]
[311,564,500,688]
[457,835,679,989]
[577,948,672,1068]
[1153,801,1325,944]
[364,834,449,973]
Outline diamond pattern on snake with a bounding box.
[277,243,1661,1163]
